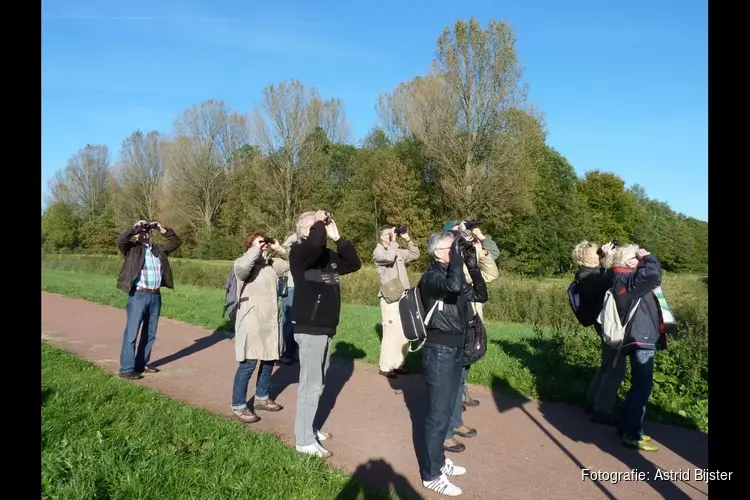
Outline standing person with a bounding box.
[418,231,488,496]
[279,231,298,365]
[570,240,619,424]
[115,220,181,380]
[443,236,497,454]
[443,220,499,409]
[373,225,420,379]
[289,210,362,458]
[230,232,290,423]
[608,244,665,452]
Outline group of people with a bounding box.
[572,239,666,453]
[113,213,666,498]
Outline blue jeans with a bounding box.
[119,291,162,374]
[619,349,655,439]
[419,342,464,482]
[281,287,297,357]
[446,365,469,439]
[231,359,274,409]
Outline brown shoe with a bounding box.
[254,398,284,412]
[232,407,260,423]
[453,425,477,438]
[443,438,466,453]
[119,371,143,380]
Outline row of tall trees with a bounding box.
[41,18,708,275]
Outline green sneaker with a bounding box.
[622,436,658,451]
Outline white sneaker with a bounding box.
[441,457,467,476]
[295,442,333,459]
[315,429,332,441]
[423,474,462,496]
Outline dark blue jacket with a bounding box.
[610,255,666,353]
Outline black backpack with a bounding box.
[399,285,442,352]
[567,280,597,327]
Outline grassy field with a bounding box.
[42,261,708,432]
[42,342,390,500]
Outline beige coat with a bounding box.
[465,250,499,321]
[233,246,290,362]
[373,240,421,295]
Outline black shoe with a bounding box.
[462,404,466,412]
[119,371,143,380]
[463,398,479,407]
[143,366,160,374]
[592,412,618,426]
[393,368,410,375]
[379,370,397,379]
[584,402,594,414]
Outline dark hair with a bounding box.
[243,231,267,252]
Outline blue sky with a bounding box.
[42,0,707,221]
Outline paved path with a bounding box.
[41,292,708,500]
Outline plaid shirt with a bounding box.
[134,244,162,290]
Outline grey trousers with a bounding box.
[587,338,627,415]
[294,333,333,447]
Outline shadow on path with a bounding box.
[490,336,707,469]
[491,375,697,499]
[315,342,366,432]
[335,458,423,500]
[149,324,233,369]
[388,372,427,470]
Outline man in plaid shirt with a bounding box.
[115,220,182,380]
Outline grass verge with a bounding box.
[42,269,707,432]
[42,342,388,500]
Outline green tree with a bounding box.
[42,202,80,251]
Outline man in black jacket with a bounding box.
[289,210,362,459]
[417,231,488,497]
[115,220,181,380]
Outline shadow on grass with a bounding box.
[490,376,698,499]
[42,387,53,406]
[149,320,234,369]
[334,458,423,500]
[491,334,709,471]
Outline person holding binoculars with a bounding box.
[229,231,291,424]
[115,219,182,380]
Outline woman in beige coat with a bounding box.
[230,231,290,424]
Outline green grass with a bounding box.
[42,342,391,500]
[42,268,708,432]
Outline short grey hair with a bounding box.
[296,211,316,239]
[612,243,639,267]
[428,231,456,259]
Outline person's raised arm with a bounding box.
[115,220,144,255]
[628,251,662,298]
[327,221,361,275]
[292,220,327,270]
[234,246,263,281]
[154,222,181,255]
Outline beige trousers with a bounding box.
[378,297,408,372]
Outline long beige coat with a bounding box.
[233,246,290,362]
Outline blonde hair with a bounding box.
[572,240,599,267]
[612,244,639,267]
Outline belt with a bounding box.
[136,287,161,294]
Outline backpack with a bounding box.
[597,288,641,351]
[567,281,597,327]
[463,304,487,365]
[399,285,442,353]
[223,268,249,325]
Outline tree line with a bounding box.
[41,18,708,276]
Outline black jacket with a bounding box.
[575,265,615,328]
[610,255,665,352]
[419,257,488,347]
[289,221,362,336]
[115,227,182,293]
